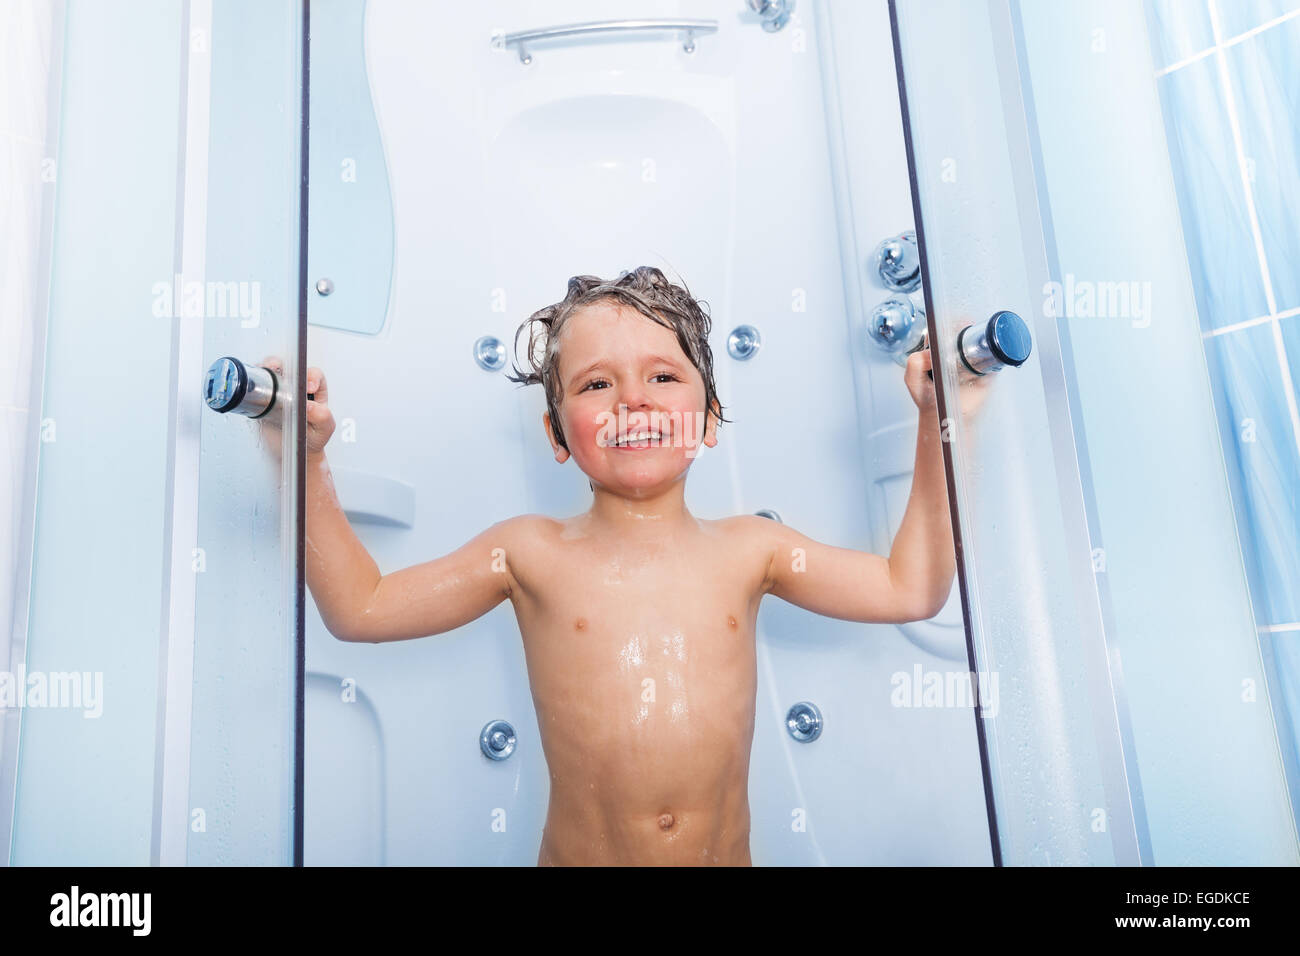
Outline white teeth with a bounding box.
[613,431,662,446]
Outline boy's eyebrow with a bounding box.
[567,354,686,384]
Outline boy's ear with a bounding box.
[703,397,722,448]
[543,411,570,463]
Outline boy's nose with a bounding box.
[616,390,653,411]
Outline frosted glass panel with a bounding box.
[6,0,303,866]
[893,0,1300,864]
[1019,0,1297,868]
[893,0,1137,867]
[8,0,185,867]
[185,0,304,866]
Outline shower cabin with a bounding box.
[2,0,1297,866]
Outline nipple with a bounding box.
[658,812,675,831]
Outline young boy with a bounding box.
[294,266,964,866]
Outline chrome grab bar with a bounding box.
[501,19,719,64]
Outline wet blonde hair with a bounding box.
[506,265,730,453]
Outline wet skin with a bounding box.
[294,298,961,866]
[509,302,760,865]
[505,511,767,866]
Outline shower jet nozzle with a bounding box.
[747,0,795,32]
[867,294,928,367]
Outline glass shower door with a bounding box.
[890,0,1299,865]
[182,0,307,867]
[2,0,305,866]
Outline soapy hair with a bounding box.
[506,265,729,453]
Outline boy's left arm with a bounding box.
[759,349,956,624]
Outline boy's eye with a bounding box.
[580,373,678,392]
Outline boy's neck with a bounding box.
[586,483,693,535]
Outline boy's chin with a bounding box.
[589,466,689,496]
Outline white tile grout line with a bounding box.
[1156,7,1300,76]
[1157,45,1215,76]
[1267,317,1300,456]
[1206,0,1300,470]
[1204,307,1300,338]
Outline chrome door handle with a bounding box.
[957,310,1032,375]
[203,356,279,418]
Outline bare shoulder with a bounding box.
[493,512,559,539]
[489,513,564,596]
[703,514,789,593]
[487,513,566,557]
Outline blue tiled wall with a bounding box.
[1149,0,1300,766]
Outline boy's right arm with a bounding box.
[276,362,518,643]
[306,451,518,643]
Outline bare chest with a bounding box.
[509,545,760,712]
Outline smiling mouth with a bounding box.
[607,430,666,448]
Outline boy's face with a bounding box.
[543,301,719,498]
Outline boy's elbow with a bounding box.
[328,582,387,643]
[323,612,371,643]
[914,583,954,621]
[327,621,361,643]
[894,587,949,623]
[915,597,947,622]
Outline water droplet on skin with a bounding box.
[618,635,645,672]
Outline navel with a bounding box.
[575,617,587,631]
[658,812,675,830]
[727,614,738,629]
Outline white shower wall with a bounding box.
[304,0,990,865]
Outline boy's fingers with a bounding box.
[905,349,931,384]
[306,366,329,405]
[254,359,329,405]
